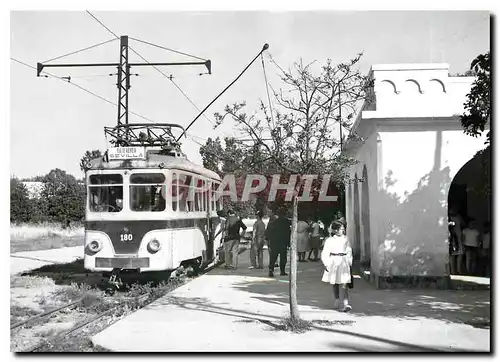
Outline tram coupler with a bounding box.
[108,268,124,290]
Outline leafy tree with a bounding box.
[80,149,103,173]
[461,51,490,144]
[10,177,32,223]
[41,168,86,225]
[214,54,372,325]
[460,51,491,198]
[199,138,224,176]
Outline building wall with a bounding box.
[376,130,486,277]
[345,63,489,280]
[346,131,380,273]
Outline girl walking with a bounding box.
[321,219,352,312]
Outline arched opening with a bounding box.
[447,149,491,278]
[353,173,361,261]
[361,166,371,267]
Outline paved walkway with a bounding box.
[93,249,490,352]
[10,246,83,275]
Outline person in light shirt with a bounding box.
[249,210,266,269]
[321,219,353,312]
[462,218,480,275]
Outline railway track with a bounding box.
[13,259,222,352]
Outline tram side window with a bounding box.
[130,173,166,212]
[195,178,206,212]
[213,182,222,211]
[178,174,191,212]
[203,186,208,212]
[211,182,217,211]
[88,174,123,212]
[171,173,178,212]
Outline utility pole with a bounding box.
[338,81,345,218]
[37,36,211,144]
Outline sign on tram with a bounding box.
[108,147,146,160]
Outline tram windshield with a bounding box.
[130,173,166,212]
[88,174,123,212]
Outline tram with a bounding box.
[82,123,225,281]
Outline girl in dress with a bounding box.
[321,219,352,312]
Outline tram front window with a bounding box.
[88,174,123,212]
[130,173,166,212]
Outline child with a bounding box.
[462,218,480,275]
[321,219,353,312]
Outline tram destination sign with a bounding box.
[108,147,146,160]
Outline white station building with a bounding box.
[344,63,489,288]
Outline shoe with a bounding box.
[268,271,274,277]
[280,272,288,276]
[257,266,264,269]
[248,266,255,269]
[340,303,352,312]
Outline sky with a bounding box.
[10,10,490,179]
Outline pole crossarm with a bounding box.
[36,34,212,146]
[36,60,211,76]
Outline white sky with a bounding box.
[10,10,490,179]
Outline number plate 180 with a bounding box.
[120,233,134,242]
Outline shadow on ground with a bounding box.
[20,259,172,292]
[150,294,481,352]
[210,250,490,329]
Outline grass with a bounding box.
[274,316,313,334]
[11,222,84,253]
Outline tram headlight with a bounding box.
[88,240,102,253]
[147,239,161,253]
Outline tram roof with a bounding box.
[87,152,222,181]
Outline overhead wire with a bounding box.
[129,37,207,61]
[87,11,234,141]
[11,57,158,125]
[42,38,118,64]
[85,10,218,129]
[261,53,275,130]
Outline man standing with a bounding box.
[266,209,291,277]
[249,210,266,269]
[224,210,247,269]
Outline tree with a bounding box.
[41,168,86,225]
[461,51,490,144]
[80,149,103,173]
[214,54,372,325]
[460,51,491,198]
[200,136,270,217]
[10,177,32,223]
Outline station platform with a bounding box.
[92,249,490,352]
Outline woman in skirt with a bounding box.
[321,219,352,312]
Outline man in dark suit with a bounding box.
[265,209,290,277]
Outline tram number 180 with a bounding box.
[120,233,134,242]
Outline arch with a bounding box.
[379,79,398,94]
[403,79,423,94]
[352,172,362,261]
[429,78,446,93]
[447,148,490,277]
[361,165,371,267]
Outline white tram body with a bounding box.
[84,147,224,273]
